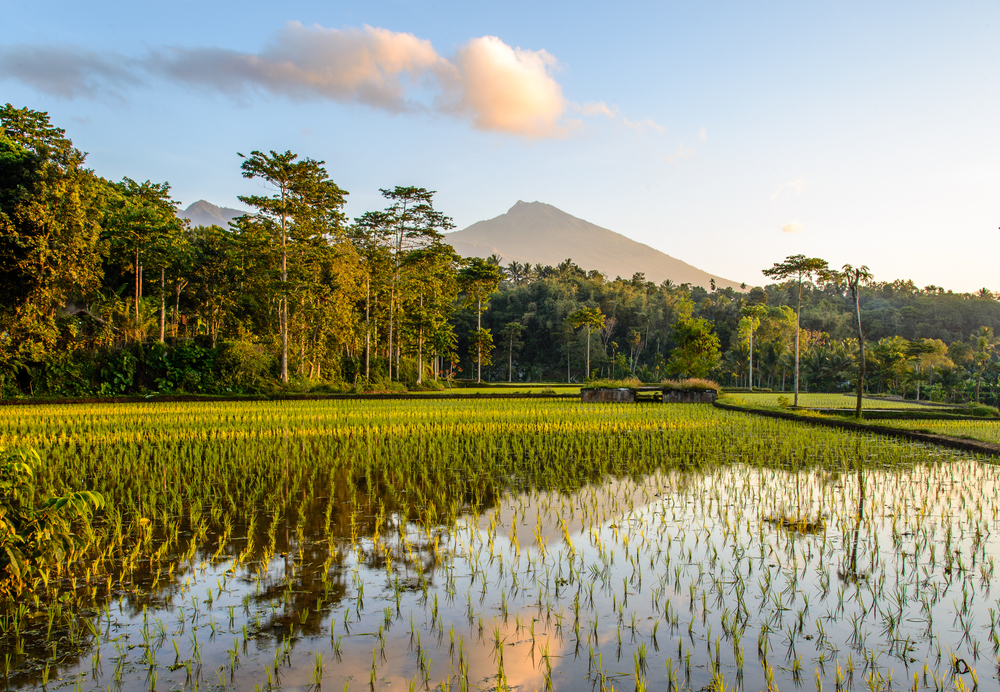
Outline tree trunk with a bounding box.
[748,321,754,392]
[134,248,141,341]
[794,278,802,407]
[477,296,482,384]
[280,193,289,383]
[365,274,371,381]
[417,294,424,385]
[509,332,513,383]
[159,267,166,343]
[854,286,865,419]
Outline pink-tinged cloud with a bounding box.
[0,23,654,139]
[445,36,567,138]
[782,221,803,233]
[148,22,443,112]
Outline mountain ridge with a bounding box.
[446,201,742,289]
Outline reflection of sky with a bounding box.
[13,455,1000,691]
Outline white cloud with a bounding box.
[698,127,707,142]
[148,23,444,112]
[443,36,567,138]
[575,101,665,133]
[771,179,805,202]
[665,143,693,163]
[781,221,804,233]
[0,44,140,99]
[0,23,656,140]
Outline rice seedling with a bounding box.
[0,398,996,691]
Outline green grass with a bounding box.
[869,418,1000,444]
[425,383,582,395]
[724,391,946,409]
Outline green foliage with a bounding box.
[0,447,105,588]
[216,339,275,390]
[584,377,643,388]
[667,314,721,379]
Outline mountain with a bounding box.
[179,200,247,228]
[445,201,742,289]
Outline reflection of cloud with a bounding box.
[782,221,804,233]
[771,179,805,202]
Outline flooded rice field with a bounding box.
[1,400,997,691]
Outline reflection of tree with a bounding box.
[840,450,866,583]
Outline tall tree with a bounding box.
[740,304,767,391]
[0,104,107,358]
[238,150,347,382]
[376,187,454,380]
[497,321,525,382]
[970,326,997,404]
[834,264,873,418]
[458,257,504,383]
[104,178,184,342]
[569,306,606,379]
[762,255,829,406]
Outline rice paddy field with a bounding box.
[724,393,945,409]
[869,419,1000,446]
[1,399,998,692]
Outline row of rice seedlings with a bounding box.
[729,392,944,410]
[0,399,995,692]
[873,418,1000,445]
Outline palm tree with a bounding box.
[970,326,997,404]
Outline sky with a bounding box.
[1,1,998,292]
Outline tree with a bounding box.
[970,326,997,404]
[376,187,454,380]
[0,105,107,359]
[238,150,348,382]
[666,299,721,379]
[458,257,504,383]
[104,178,184,342]
[762,255,829,406]
[568,306,605,379]
[497,321,525,382]
[740,304,767,391]
[833,265,873,418]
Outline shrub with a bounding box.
[661,378,721,392]
[583,377,643,389]
[216,340,274,391]
[0,447,105,591]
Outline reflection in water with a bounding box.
[2,402,999,692]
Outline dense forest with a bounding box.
[2,105,999,404]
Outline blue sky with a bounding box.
[2,1,998,291]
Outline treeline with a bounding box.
[2,105,998,404]
[474,259,1000,405]
[0,105,505,396]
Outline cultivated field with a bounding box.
[872,418,1000,445]
[0,400,994,692]
[725,392,948,409]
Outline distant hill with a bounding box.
[179,200,246,228]
[445,201,742,289]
